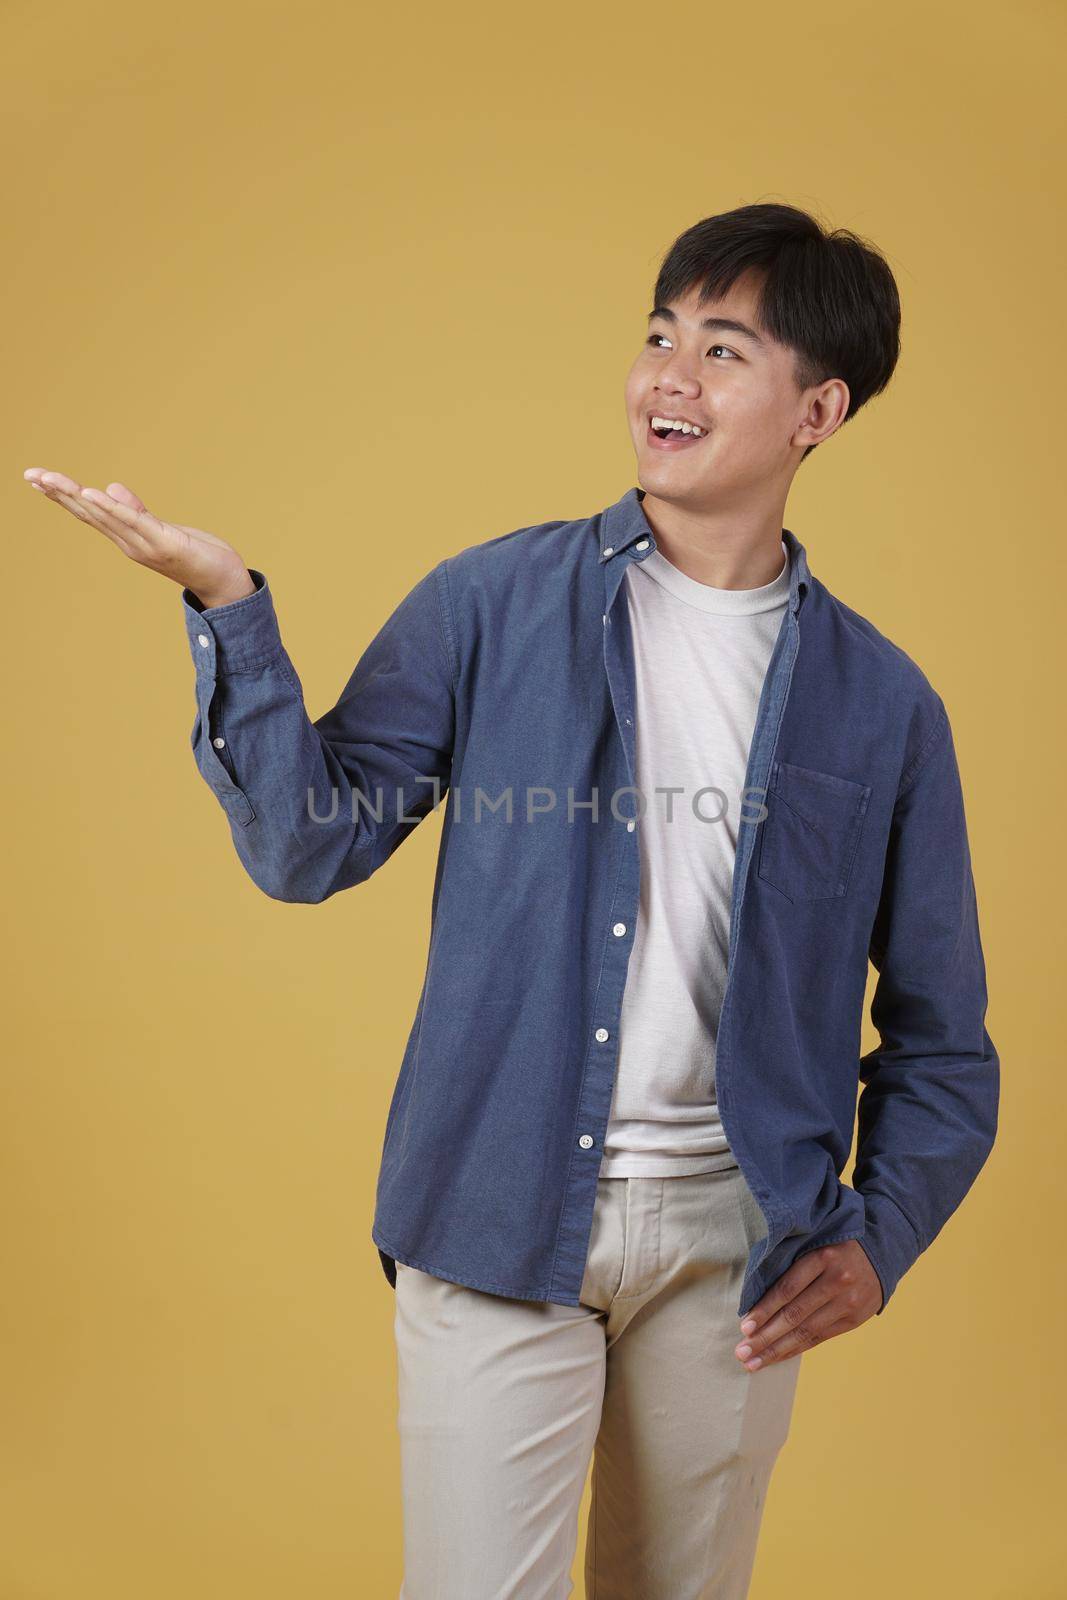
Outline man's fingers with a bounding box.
[34,470,83,495]
[748,1304,846,1366]
[30,477,139,557]
[82,486,165,546]
[25,470,144,511]
[735,1272,834,1367]
[737,1250,825,1339]
[49,481,161,555]
[46,486,96,524]
[48,487,138,556]
[78,490,155,551]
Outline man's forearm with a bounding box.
[182,561,456,904]
[853,697,999,1313]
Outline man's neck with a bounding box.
[638,489,789,590]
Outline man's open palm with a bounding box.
[23,468,254,610]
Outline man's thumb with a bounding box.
[105,481,147,511]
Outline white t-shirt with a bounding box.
[598,537,791,1177]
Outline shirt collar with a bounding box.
[598,486,811,615]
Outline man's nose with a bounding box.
[655,357,701,393]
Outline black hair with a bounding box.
[652,202,901,462]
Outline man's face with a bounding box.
[624,272,820,508]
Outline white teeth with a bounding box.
[650,415,704,437]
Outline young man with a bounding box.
[25,201,999,1599]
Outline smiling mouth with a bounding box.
[645,417,708,451]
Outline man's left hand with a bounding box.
[733,1240,883,1369]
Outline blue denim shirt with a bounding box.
[181,485,999,1319]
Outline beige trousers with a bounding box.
[393,1165,802,1599]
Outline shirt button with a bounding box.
[627,820,636,832]
[603,545,614,557]
[612,922,626,937]
[197,634,210,649]
[635,538,650,551]
[578,1134,594,1149]
[213,737,226,749]
[595,1027,609,1042]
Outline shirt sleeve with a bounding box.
[182,563,456,903]
[853,695,999,1314]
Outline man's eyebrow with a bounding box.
[647,304,765,346]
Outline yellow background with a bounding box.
[4,1,1061,1593]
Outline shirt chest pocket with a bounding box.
[756,759,872,903]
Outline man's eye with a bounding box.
[644,334,738,359]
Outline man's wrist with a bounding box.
[191,570,257,610]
